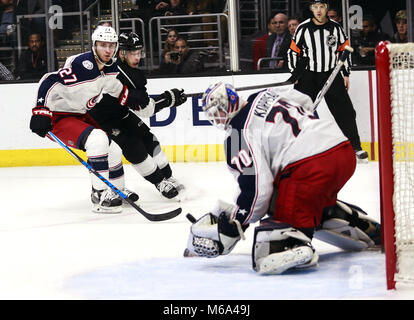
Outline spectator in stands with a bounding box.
[355,15,390,66]
[162,28,179,64]
[186,0,225,44]
[253,16,278,71]
[392,10,408,43]
[131,1,159,24]
[98,21,112,27]
[159,37,204,74]
[265,12,291,70]
[155,0,187,16]
[288,16,300,37]
[154,0,189,34]
[0,60,13,80]
[15,32,56,80]
[328,7,342,23]
[0,0,16,46]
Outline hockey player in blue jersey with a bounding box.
[29,26,147,213]
[88,32,187,200]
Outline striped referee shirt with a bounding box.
[288,18,351,76]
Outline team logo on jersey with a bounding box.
[326,35,337,47]
[86,93,100,109]
[82,60,94,70]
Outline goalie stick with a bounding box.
[47,132,182,222]
[184,57,309,98]
[312,45,354,110]
[183,213,199,257]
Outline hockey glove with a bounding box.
[30,106,52,137]
[168,88,187,107]
[159,88,187,108]
[119,84,151,110]
[186,212,248,258]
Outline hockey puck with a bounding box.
[183,248,198,257]
[186,213,197,223]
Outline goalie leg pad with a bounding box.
[252,220,318,275]
[314,200,381,251]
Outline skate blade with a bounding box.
[183,248,199,258]
[357,157,369,164]
[121,198,139,206]
[92,204,123,214]
[257,247,314,275]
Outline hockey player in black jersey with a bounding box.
[88,32,187,199]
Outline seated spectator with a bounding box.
[158,37,204,74]
[0,60,14,80]
[253,16,278,71]
[288,16,300,37]
[154,0,189,33]
[162,28,179,64]
[186,0,226,44]
[0,0,16,47]
[15,32,57,80]
[265,12,291,70]
[328,7,342,24]
[130,0,159,24]
[98,21,112,27]
[155,0,187,17]
[392,10,407,43]
[355,15,390,66]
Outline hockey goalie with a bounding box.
[185,82,381,274]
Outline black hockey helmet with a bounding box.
[118,32,144,51]
[310,0,329,5]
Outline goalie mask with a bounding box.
[201,82,244,130]
[91,26,118,66]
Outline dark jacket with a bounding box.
[159,50,204,74]
[15,48,57,80]
[265,31,292,70]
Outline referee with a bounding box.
[287,0,368,162]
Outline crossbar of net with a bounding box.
[389,43,414,284]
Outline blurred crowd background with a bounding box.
[0,0,410,81]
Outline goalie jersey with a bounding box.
[35,51,123,114]
[225,88,348,225]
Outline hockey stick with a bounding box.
[184,57,309,98]
[312,45,354,110]
[47,132,182,222]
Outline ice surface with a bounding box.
[0,161,413,299]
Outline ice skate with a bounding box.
[156,178,179,199]
[355,149,368,164]
[91,188,123,213]
[117,188,139,203]
[166,176,185,192]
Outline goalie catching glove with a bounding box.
[186,212,248,258]
[30,106,52,137]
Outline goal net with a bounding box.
[376,41,414,290]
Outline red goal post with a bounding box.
[376,41,414,290]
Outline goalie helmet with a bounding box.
[201,82,243,130]
[91,26,118,66]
